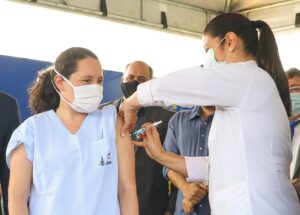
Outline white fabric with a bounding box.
[137,61,300,215]
[6,106,120,215]
[185,156,209,184]
[290,124,300,178]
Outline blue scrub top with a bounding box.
[7,106,120,215]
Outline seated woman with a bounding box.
[6,47,138,215]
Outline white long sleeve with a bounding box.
[136,63,253,108]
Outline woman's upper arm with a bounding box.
[115,117,136,188]
[9,144,32,199]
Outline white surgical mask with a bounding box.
[203,37,231,70]
[291,93,300,116]
[53,68,103,113]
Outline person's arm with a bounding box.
[167,170,207,205]
[120,66,249,134]
[135,125,188,176]
[135,124,211,181]
[8,144,32,215]
[116,116,139,215]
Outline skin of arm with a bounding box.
[167,170,207,205]
[8,144,32,215]
[134,125,188,177]
[116,116,139,215]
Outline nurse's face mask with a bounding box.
[53,68,103,113]
[203,37,231,69]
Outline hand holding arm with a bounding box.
[168,170,207,205]
[133,125,188,176]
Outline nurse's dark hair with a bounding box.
[28,47,98,114]
[204,13,291,116]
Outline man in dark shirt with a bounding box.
[100,61,176,215]
[0,92,21,215]
[163,106,214,215]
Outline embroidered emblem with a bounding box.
[98,153,112,166]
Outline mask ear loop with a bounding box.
[53,67,75,88]
[214,37,231,63]
[51,68,74,106]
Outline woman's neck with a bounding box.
[56,101,87,134]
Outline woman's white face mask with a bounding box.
[203,37,231,70]
[53,68,103,113]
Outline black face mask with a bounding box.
[121,80,139,98]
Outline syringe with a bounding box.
[131,120,163,138]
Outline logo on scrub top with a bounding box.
[98,153,112,166]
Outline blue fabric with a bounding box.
[290,119,300,138]
[6,107,120,215]
[0,55,123,121]
[163,107,212,215]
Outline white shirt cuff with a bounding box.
[137,79,163,107]
[185,156,209,183]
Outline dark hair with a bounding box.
[204,13,291,116]
[286,68,300,79]
[28,47,99,114]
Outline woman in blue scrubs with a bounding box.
[6,47,138,215]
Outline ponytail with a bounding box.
[28,67,59,114]
[254,20,291,116]
[204,13,291,116]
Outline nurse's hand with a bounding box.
[132,124,165,160]
[119,93,141,136]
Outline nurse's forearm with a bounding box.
[154,151,188,177]
[154,152,210,181]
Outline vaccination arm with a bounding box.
[8,144,32,215]
[116,116,139,215]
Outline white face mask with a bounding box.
[203,37,231,70]
[53,68,103,113]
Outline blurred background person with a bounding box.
[286,67,300,201]
[0,92,21,215]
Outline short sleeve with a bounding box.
[6,118,35,168]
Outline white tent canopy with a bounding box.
[34,0,300,36]
[1,0,300,76]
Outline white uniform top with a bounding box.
[6,106,120,215]
[137,61,300,215]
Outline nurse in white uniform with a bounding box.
[119,13,300,214]
[6,47,138,215]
